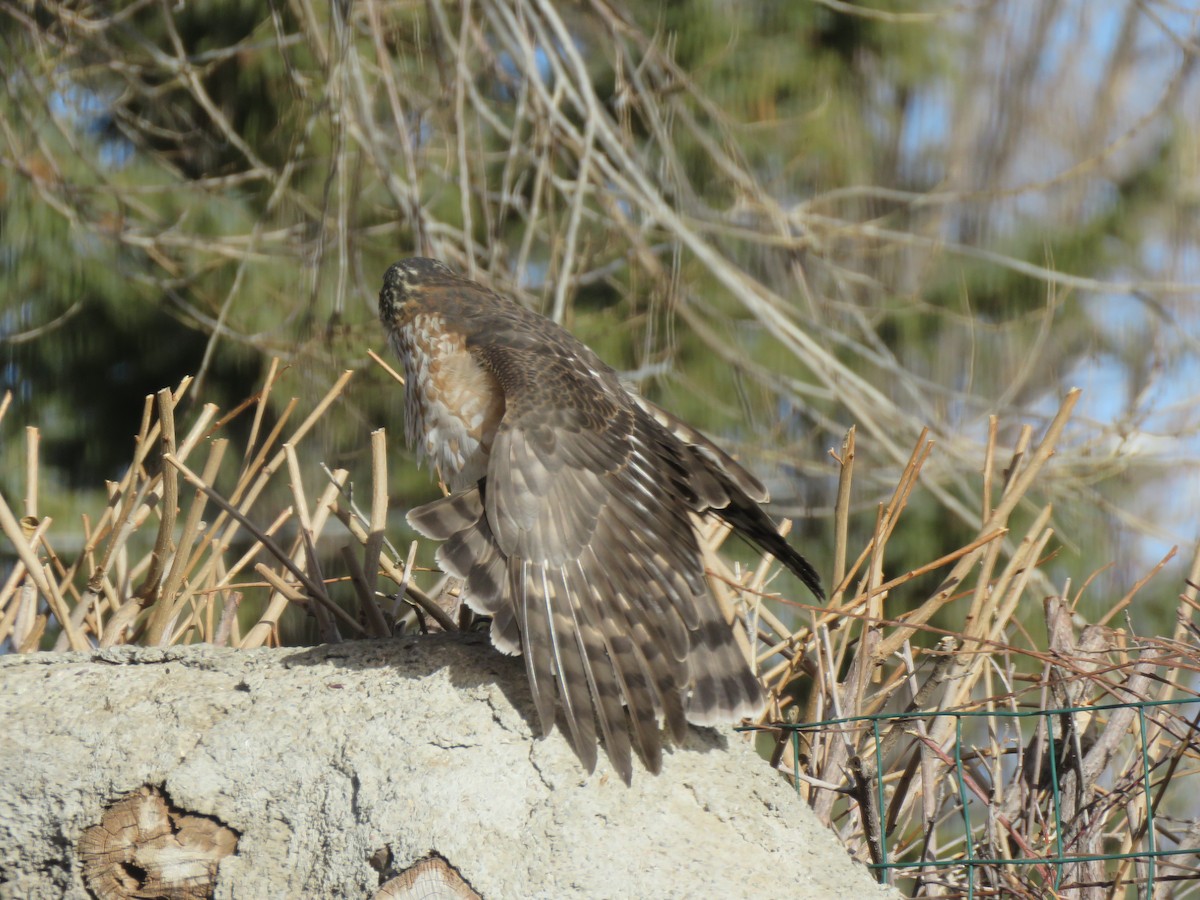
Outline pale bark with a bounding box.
[0,635,897,899]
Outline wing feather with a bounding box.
[540,565,598,773]
[512,558,558,736]
[629,393,769,502]
[566,558,634,782]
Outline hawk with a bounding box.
[379,257,823,782]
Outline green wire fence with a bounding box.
[753,696,1200,898]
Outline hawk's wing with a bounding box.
[409,334,763,783]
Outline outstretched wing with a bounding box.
[483,355,678,779]
[474,331,761,781]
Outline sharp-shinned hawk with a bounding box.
[379,257,823,782]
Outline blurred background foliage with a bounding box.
[2,0,1198,641]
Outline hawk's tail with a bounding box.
[682,591,766,726]
[407,485,519,653]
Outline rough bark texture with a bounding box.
[0,635,896,899]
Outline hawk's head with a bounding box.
[379,257,455,324]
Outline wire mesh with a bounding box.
[758,696,1200,898]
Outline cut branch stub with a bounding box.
[78,785,239,900]
[374,854,482,900]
